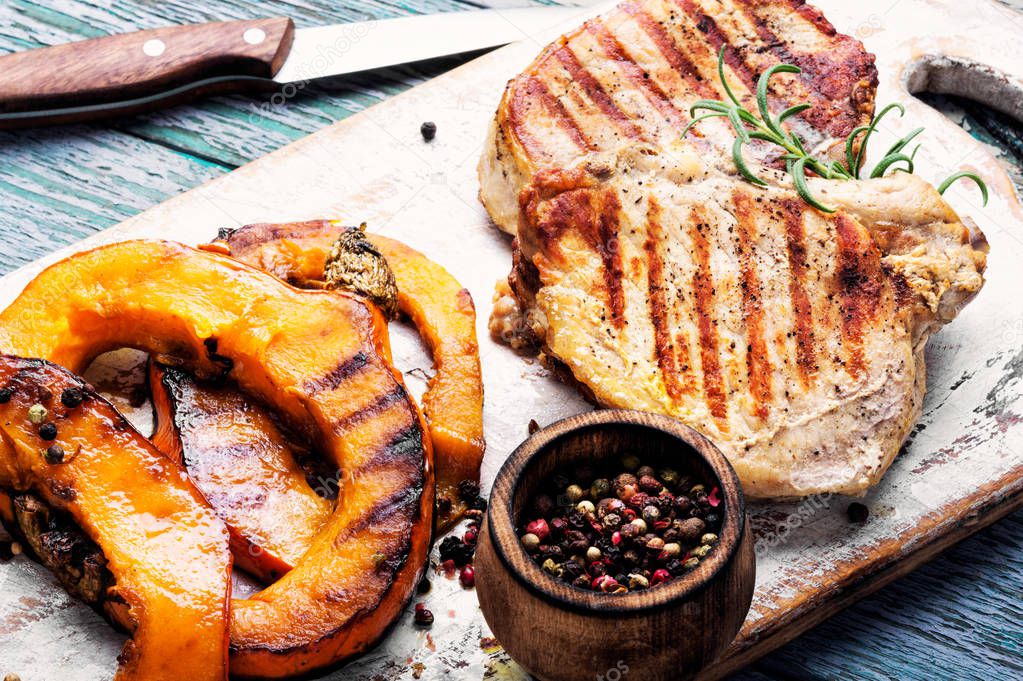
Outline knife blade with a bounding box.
[274,7,584,84]
[0,6,586,129]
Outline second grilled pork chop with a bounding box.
[479,0,878,234]
[481,1,987,498]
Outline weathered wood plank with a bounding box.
[0,126,226,273]
[745,511,1023,681]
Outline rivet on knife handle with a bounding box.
[0,17,294,125]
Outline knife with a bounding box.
[0,7,585,128]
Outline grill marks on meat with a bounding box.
[510,155,985,497]
[585,20,686,127]
[780,198,819,386]
[645,198,687,402]
[689,208,730,427]
[554,47,645,140]
[527,173,902,430]
[733,192,772,420]
[833,212,884,379]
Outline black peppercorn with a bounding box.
[38,423,58,441]
[0,387,12,403]
[417,577,432,594]
[562,561,584,580]
[457,479,480,501]
[420,121,437,141]
[467,495,488,511]
[847,502,869,523]
[665,558,686,576]
[438,535,474,566]
[44,444,64,464]
[540,545,564,561]
[60,387,84,408]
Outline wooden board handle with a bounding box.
[0,17,294,123]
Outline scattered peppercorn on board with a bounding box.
[1,0,1023,679]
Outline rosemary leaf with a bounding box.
[852,103,906,177]
[728,107,751,143]
[689,100,731,116]
[757,64,801,135]
[844,126,870,178]
[733,138,768,186]
[870,153,915,178]
[676,47,987,212]
[937,172,989,206]
[776,102,812,129]
[680,112,728,138]
[881,126,925,158]
[716,46,742,107]
[791,157,836,213]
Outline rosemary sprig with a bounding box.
[681,47,989,212]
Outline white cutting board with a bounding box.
[1,0,1022,679]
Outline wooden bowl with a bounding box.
[475,409,755,681]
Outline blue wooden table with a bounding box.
[0,2,1020,679]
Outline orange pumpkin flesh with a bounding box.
[216,221,485,529]
[149,362,332,583]
[0,240,433,679]
[0,355,231,681]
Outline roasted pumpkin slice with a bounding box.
[0,240,433,679]
[0,355,231,681]
[214,220,485,528]
[149,362,332,583]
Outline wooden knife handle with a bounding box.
[0,17,294,122]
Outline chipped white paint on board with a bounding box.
[0,0,1022,679]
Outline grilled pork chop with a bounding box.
[478,0,878,234]
[500,148,985,498]
[480,1,987,498]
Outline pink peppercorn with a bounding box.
[459,565,475,588]
[526,519,550,541]
[708,486,721,507]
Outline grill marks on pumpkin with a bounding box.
[733,192,772,420]
[304,346,424,479]
[305,352,369,394]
